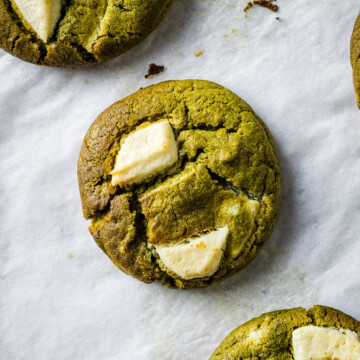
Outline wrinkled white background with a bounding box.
[1,1,360,359]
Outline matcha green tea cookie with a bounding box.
[351,13,360,108]
[0,0,173,67]
[78,80,281,289]
[210,305,360,359]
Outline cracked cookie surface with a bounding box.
[351,13,360,108]
[77,80,281,289]
[0,0,173,67]
[210,305,360,360]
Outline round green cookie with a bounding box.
[0,0,173,67]
[351,13,360,108]
[210,305,360,360]
[78,80,281,289]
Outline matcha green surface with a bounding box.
[78,80,281,289]
[0,0,173,67]
[210,305,360,360]
[351,13,360,108]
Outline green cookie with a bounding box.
[0,0,173,67]
[210,305,360,360]
[78,80,281,289]
[351,13,360,108]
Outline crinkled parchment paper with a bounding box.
[1,1,360,359]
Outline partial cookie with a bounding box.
[210,305,360,359]
[78,80,281,289]
[0,0,173,67]
[351,13,360,108]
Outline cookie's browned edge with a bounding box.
[0,0,174,67]
[351,13,360,109]
[209,305,360,359]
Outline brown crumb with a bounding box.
[194,49,203,57]
[244,0,278,13]
[276,17,280,20]
[244,2,254,12]
[145,63,164,79]
[68,252,75,259]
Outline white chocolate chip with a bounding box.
[292,325,360,360]
[11,0,62,42]
[154,227,229,280]
[228,204,240,215]
[111,121,178,186]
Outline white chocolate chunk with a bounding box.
[225,197,260,259]
[154,227,229,280]
[111,121,178,186]
[228,204,240,215]
[249,198,261,216]
[11,0,61,42]
[292,325,360,360]
[227,198,259,217]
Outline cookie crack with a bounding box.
[10,35,20,51]
[51,0,72,42]
[177,108,254,134]
[38,40,48,62]
[183,124,238,133]
[180,119,243,133]
[128,192,181,279]
[113,4,131,12]
[205,166,263,202]
[206,166,241,194]
[128,191,148,243]
[69,41,96,63]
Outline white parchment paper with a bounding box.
[1,1,360,359]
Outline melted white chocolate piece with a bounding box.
[12,0,62,42]
[111,121,178,186]
[292,325,360,360]
[154,227,229,280]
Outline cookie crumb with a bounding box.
[244,2,254,12]
[244,0,278,12]
[145,64,165,79]
[276,17,280,20]
[68,252,75,259]
[194,49,203,57]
